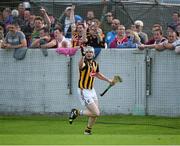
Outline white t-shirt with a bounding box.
[58,36,71,48]
[64,18,71,36]
[172,39,180,47]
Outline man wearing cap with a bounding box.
[69,46,114,135]
[59,6,83,38]
[134,20,148,44]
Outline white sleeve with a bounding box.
[172,39,180,47]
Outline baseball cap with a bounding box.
[75,15,83,23]
[134,20,144,27]
[65,7,72,11]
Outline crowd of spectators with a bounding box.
[0,2,180,60]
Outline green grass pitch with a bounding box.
[0,115,179,145]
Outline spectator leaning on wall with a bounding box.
[163,38,180,54]
[0,25,4,48]
[1,22,27,60]
[134,20,148,44]
[105,19,120,47]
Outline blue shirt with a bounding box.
[105,31,117,47]
[5,31,26,46]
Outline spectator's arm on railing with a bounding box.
[154,44,165,51]
[40,39,57,48]
[138,44,156,50]
[1,39,27,49]
[13,39,27,49]
[163,43,174,49]
[1,41,8,49]
[31,39,40,48]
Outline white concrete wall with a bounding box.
[0,49,179,116]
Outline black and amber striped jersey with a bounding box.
[78,59,99,89]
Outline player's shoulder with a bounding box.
[93,60,99,66]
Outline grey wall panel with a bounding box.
[147,50,180,116]
[0,49,179,116]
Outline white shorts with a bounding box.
[77,88,98,106]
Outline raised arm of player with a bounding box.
[79,56,85,70]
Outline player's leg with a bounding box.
[69,108,79,124]
[69,101,99,124]
[69,88,85,124]
[83,100,100,117]
[69,88,99,125]
[84,100,99,135]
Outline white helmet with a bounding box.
[134,20,144,27]
[84,46,94,54]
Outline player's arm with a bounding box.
[79,56,86,70]
[94,64,114,84]
[96,72,114,85]
[79,46,86,70]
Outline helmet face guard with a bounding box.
[84,46,95,60]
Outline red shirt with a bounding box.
[110,36,128,48]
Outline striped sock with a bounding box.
[85,126,92,131]
[84,126,92,135]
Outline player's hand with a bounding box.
[109,79,115,86]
